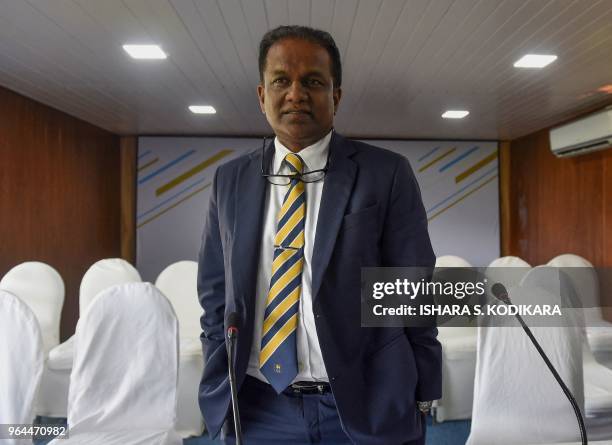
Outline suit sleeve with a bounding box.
[197,167,230,429]
[381,156,442,402]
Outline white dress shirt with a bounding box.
[246,130,332,384]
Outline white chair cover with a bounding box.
[0,261,64,355]
[548,254,612,370]
[78,258,143,318]
[435,255,473,268]
[488,256,531,268]
[433,255,477,421]
[155,261,204,437]
[48,258,142,370]
[0,290,44,445]
[583,343,612,440]
[155,261,202,344]
[486,256,531,289]
[49,282,181,445]
[468,266,585,444]
[40,259,142,418]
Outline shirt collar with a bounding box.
[273,130,332,174]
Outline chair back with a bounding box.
[1,261,64,354]
[468,266,584,444]
[0,289,44,425]
[67,283,179,433]
[79,258,141,318]
[155,261,202,341]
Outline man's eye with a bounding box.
[272,78,287,85]
[307,79,323,86]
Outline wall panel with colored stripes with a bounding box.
[137,137,499,280]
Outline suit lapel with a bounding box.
[311,132,357,302]
[231,142,271,312]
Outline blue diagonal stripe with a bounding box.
[439,146,479,172]
[418,146,440,162]
[137,176,207,220]
[138,150,196,185]
[138,149,152,160]
[427,166,497,214]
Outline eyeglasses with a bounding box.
[260,135,331,186]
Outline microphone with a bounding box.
[225,312,243,445]
[491,283,587,445]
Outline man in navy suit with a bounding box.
[197,25,441,444]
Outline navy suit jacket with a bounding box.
[197,132,442,444]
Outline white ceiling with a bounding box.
[0,0,611,140]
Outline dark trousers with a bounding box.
[223,375,426,445]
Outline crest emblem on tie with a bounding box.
[274,364,282,373]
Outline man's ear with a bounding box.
[333,87,342,115]
[257,84,266,114]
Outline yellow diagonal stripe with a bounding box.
[428,175,497,222]
[274,202,305,246]
[455,151,498,183]
[418,147,456,173]
[272,248,297,274]
[262,287,300,336]
[259,313,298,366]
[291,230,305,248]
[285,154,303,173]
[266,257,304,305]
[156,149,232,197]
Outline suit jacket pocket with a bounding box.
[342,203,379,231]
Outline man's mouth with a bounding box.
[282,110,311,116]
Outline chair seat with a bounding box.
[588,327,612,351]
[439,327,477,360]
[179,337,202,357]
[586,383,612,414]
[585,359,612,414]
[48,336,75,370]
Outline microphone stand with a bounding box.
[227,326,243,445]
[492,284,587,445]
[511,311,587,445]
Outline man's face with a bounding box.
[257,38,342,152]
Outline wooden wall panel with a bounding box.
[507,128,609,266]
[120,137,137,264]
[498,141,511,256]
[0,86,121,340]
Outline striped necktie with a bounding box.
[260,153,305,393]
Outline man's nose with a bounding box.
[285,81,308,102]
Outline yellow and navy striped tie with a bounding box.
[260,153,306,393]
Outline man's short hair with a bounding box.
[258,25,342,88]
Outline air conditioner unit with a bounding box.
[549,107,612,157]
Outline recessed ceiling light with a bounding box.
[442,110,469,119]
[122,44,167,59]
[513,54,557,68]
[189,105,217,114]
